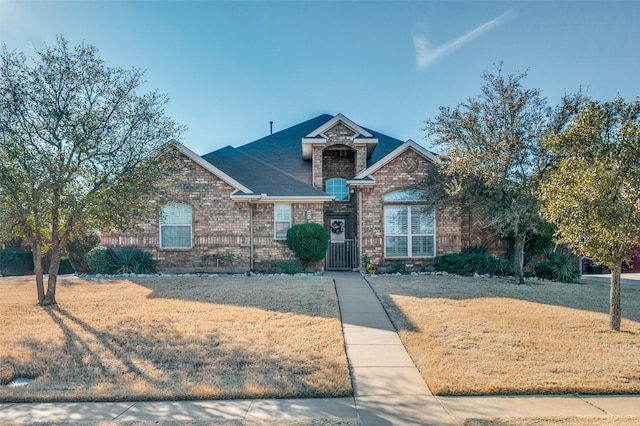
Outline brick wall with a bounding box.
[360,148,464,267]
[322,149,356,180]
[102,148,325,273]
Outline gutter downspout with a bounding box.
[358,186,363,269]
[249,201,254,271]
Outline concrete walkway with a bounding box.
[328,271,456,425]
[2,272,640,425]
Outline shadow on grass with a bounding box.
[367,275,640,333]
[128,276,340,319]
[0,303,350,403]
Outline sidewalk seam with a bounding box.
[111,401,138,421]
[580,396,615,417]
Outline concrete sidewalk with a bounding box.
[582,272,640,287]
[2,272,640,425]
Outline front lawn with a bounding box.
[369,275,640,396]
[0,275,351,402]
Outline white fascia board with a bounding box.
[302,137,326,160]
[354,139,439,179]
[229,191,262,201]
[353,137,378,145]
[255,195,335,203]
[302,137,326,144]
[347,178,376,187]
[306,113,373,138]
[231,194,334,203]
[175,144,253,194]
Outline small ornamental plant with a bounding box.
[286,223,329,268]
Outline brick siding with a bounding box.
[102,148,324,273]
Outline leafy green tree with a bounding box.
[540,98,640,331]
[0,36,184,305]
[424,65,583,284]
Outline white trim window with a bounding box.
[274,204,291,240]
[384,190,435,258]
[326,177,349,201]
[160,203,192,249]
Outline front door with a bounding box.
[326,215,357,270]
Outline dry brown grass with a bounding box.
[464,418,640,426]
[0,421,358,426]
[0,275,351,402]
[369,275,640,396]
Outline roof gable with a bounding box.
[301,113,379,160]
[306,113,373,138]
[353,139,438,180]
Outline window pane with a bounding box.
[275,222,290,239]
[386,236,408,257]
[326,178,349,201]
[412,236,434,257]
[411,206,435,234]
[274,204,291,239]
[161,225,191,248]
[384,207,407,234]
[384,189,429,202]
[160,204,192,225]
[275,204,291,221]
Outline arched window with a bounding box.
[383,190,435,258]
[160,203,192,249]
[326,178,349,201]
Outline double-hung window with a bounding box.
[160,203,192,249]
[384,190,435,258]
[274,204,291,240]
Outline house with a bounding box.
[102,113,500,273]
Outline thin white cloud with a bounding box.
[414,10,514,71]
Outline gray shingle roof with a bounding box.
[200,114,408,196]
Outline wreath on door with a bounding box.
[330,220,344,234]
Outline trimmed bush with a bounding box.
[433,253,511,276]
[286,223,329,267]
[66,234,101,273]
[86,246,116,274]
[0,250,34,276]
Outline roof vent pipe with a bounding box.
[269,121,273,135]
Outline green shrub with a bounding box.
[86,246,116,274]
[534,260,555,280]
[544,250,580,283]
[387,263,406,274]
[112,248,157,274]
[66,234,101,273]
[0,250,34,276]
[463,243,488,255]
[277,261,303,274]
[58,258,75,275]
[433,253,510,276]
[286,223,329,266]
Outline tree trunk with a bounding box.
[42,243,63,306]
[609,262,622,331]
[513,231,526,285]
[31,240,45,304]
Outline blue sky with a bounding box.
[1,1,639,155]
